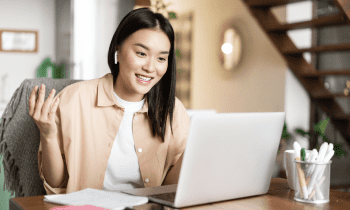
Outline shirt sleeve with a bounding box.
[162,98,190,185]
[37,91,69,195]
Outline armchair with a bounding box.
[0,77,82,197]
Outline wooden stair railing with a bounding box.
[267,14,347,32]
[283,43,350,54]
[333,0,350,24]
[242,0,350,147]
[301,69,350,77]
[246,0,312,8]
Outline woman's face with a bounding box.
[114,28,171,102]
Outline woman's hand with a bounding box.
[29,84,60,140]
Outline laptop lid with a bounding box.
[174,112,285,208]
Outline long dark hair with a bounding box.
[107,8,176,143]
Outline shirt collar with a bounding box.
[97,73,149,113]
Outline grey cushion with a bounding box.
[0,77,83,197]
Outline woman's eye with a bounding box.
[137,52,167,61]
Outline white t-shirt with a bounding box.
[102,92,145,191]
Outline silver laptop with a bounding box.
[122,112,285,208]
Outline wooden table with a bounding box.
[10,178,350,210]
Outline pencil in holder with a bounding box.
[294,159,331,204]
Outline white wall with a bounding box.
[0,0,56,103]
[285,1,313,150]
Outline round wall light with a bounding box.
[219,20,243,72]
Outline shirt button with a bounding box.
[145,178,149,183]
[138,148,142,153]
[135,117,137,120]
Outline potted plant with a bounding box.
[294,117,346,158]
[278,122,293,154]
[36,57,66,79]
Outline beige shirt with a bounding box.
[38,73,190,195]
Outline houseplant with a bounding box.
[294,117,347,158]
[36,57,66,79]
[278,122,292,154]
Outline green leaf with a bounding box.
[318,133,329,143]
[52,64,65,79]
[282,122,291,139]
[36,57,52,78]
[168,12,176,19]
[301,148,306,161]
[175,49,181,58]
[295,128,310,137]
[334,143,346,157]
[314,117,330,135]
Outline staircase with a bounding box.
[242,0,350,149]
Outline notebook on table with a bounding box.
[122,112,286,208]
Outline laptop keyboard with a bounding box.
[149,192,177,203]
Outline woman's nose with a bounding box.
[144,58,155,72]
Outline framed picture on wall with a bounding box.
[0,29,38,53]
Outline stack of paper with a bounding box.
[44,188,148,210]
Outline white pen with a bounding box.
[305,152,312,168]
[312,149,334,201]
[316,143,333,181]
[313,143,334,201]
[328,143,334,152]
[306,152,312,162]
[307,142,328,195]
[317,142,329,163]
[306,149,318,177]
[316,149,334,182]
[308,149,319,176]
[294,141,301,158]
[293,141,308,199]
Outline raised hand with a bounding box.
[28,84,60,140]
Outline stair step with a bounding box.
[333,113,350,120]
[245,0,309,8]
[267,14,346,32]
[313,92,350,98]
[333,0,350,24]
[334,93,350,98]
[301,70,350,77]
[311,90,333,99]
[282,43,350,54]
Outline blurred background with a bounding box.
[1,0,350,209]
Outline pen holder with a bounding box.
[293,160,332,204]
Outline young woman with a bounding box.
[29,8,190,195]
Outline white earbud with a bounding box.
[114,51,118,64]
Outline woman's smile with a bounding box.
[135,74,152,84]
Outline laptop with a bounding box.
[121,112,286,208]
